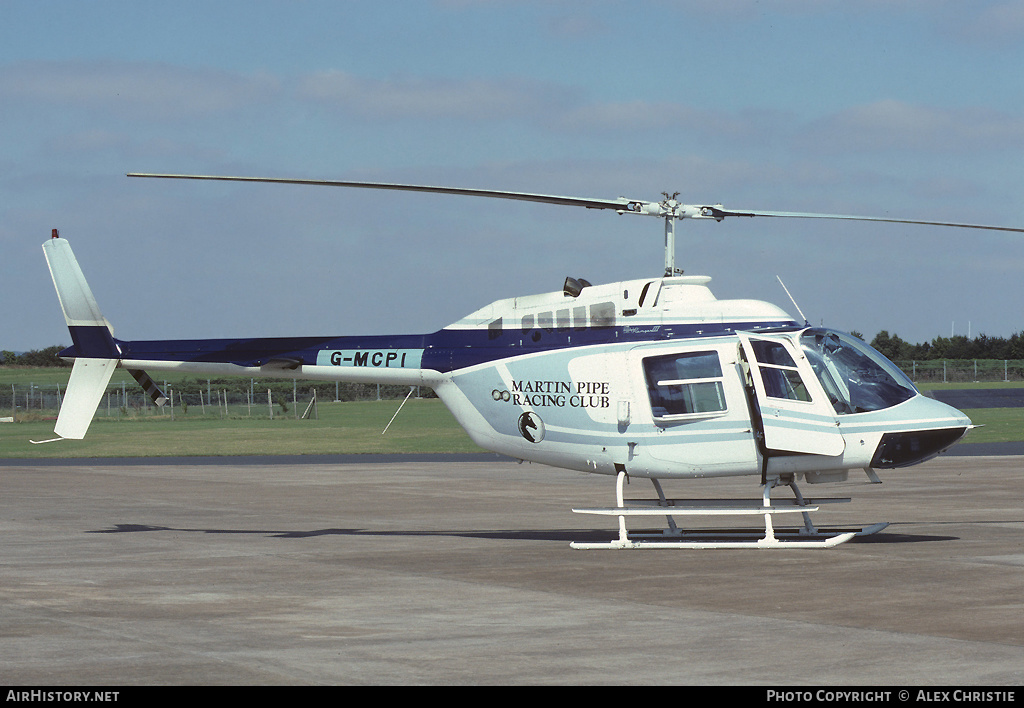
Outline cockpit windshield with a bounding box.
[799,329,917,415]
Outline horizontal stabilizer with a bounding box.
[54,358,118,440]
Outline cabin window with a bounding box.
[748,340,811,402]
[538,311,554,332]
[521,314,534,333]
[644,351,727,419]
[572,306,587,330]
[591,302,615,329]
[556,308,570,329]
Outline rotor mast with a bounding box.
[664,214,676,277]
[661,192,681,277]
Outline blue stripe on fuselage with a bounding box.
[62,320,797,372]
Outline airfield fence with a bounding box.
[0,379,426,422]
[2,361,1023,423]
[894,359,1024,384]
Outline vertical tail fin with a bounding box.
[43,234,119,359]
[52,358,119,440]
[41,234,123,440]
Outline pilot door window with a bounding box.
[643,351,727,419]
[748,340,812,403]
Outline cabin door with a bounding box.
[737,331,846,457]
[630,343,758,473]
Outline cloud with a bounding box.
[549,100,792,147]
[800,99,1024,154]
[13,59,1018,163]
[0,60,280,120]
[296,70,570,121]
[544,12,608,38]
[942,0,1024,43]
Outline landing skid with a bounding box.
[570,471,887,549]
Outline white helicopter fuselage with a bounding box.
[45,231,965,487]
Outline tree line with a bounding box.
[1,346,70,367]
[865,331,1024,362]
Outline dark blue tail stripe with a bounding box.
[84,320,796,373]
[66,325,120,359]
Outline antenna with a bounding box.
[777,276,808,325]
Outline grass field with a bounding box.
[0,397,485,459]
[1,368,1020,458]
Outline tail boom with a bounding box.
[42,235,444,440]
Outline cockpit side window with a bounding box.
[644,351,727,419]
[748,340,811,402]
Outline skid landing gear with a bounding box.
[570,470,887,549]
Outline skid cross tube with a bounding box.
[570,472,885,549]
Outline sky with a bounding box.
[3,0,1024,352]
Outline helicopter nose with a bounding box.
[869,395,972,468]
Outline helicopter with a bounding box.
[39,173,1024,549]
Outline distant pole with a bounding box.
[268,389,273,419]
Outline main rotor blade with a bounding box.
[127,173,645,213]
[702,207,1024,233]
[128,173,1024,233]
